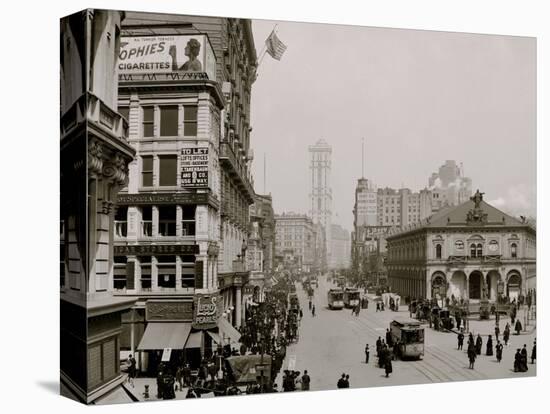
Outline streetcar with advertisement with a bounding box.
[390,318,425,360]
[343,287,361,308]
[327,288,344,310]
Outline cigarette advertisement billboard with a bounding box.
[118,34,216,81]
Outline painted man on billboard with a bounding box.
[169,38,203,72]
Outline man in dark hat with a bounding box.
[457,331,465,350]
[531,339,536,364]
[385,357,393,378]
[343,374,350,388]
[496,340,503,363]
[365,344,370,364]
[337,373,346,389]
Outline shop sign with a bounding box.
[118,35,216,81]
[161,348,172,362]
[146,301,193,322]
[192,294,221,329]
[114,244,198,256]
[117,192,209,206]
[181,147,209,188]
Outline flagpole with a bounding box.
[256,24,279,74]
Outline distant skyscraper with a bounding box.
[309,139,332,261]
[428,160,472,205]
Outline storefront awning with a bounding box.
[206,330,221,344]
[184,331,203,349]
[218,317,242,345]
[137,323,192,350]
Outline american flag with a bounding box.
[265,30,287,61]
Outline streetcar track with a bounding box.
[428,346,487,381]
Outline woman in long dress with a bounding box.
[475,334,483,355]
[486,335,494,356]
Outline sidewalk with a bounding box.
[122,376,216,402]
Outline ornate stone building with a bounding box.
[107,15,256,374]
[386,191,536,303]
[60,10,136,403]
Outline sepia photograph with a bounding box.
[59,7,536,405]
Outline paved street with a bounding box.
[278,275,536,391]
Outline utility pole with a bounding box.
[361,138,365,178]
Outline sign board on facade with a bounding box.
[118,35,216,81]
[146,301,194,322]
[181,148,209,188]
[192,294,222,330]
[161,348,172,362]
[117,192,217,208]
[114,244,199,256]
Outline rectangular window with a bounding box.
[141,207,152,237]
[142,107,154,137]
[159,155,177,186]
[157,255,176,289]
[183,106,198,136]
[141,156,153,187]
[181,255,196,289]
[158,206,176,236]
[181,205,196,236]
[60,243,66,288]
[139,257,151,291]
[113,255,127,290]
[160,106,178,136]
[119,106,129,121]
[114,206,128,238]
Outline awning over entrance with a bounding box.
[206,330,221,344]
[137,323,192,350]
[184,331,203,349]
[218,317,242,345]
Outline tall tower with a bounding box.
[309,139,332,264]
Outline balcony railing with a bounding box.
[141,221,152,237]
[219,141,254,201]
[114,221,127,238]
[181,221,196,236]
[446,255,503,264]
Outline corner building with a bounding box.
[113,13,257,374]
[60,10,136,403]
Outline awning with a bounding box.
[137,323,192,350]
[206,330,221,344]
[184,331,203,349]
[226,354,272,384]
[218,317,242,345]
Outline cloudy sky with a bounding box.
[249,20,536,232]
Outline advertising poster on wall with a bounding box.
[118,34,216,81]
[181,147,209,188]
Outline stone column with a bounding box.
[176,205,183,237]
[151,256,159,292]
[175,255,182,291]
[152,205,159,237]
[235,286,242,328]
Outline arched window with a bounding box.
[476,243,483,257]
[470,243,477,258]
[511,243,518,258]
[435,244,442,259]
